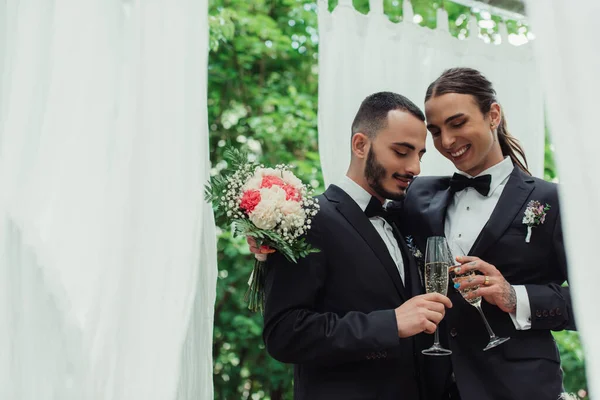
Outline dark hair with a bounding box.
[425,67,530,175]
[351,91,425,139]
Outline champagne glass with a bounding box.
[421,236,453,356]
[452,244,510,351]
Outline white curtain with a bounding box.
[318,0,545,186]
[526,0,600,394]
[0,1,217,399]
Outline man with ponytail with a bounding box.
[247,68,573,400]
[402,67,574,400]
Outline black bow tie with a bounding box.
[364,196,388,219]
[449,173,492,197]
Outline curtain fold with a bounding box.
[317,0,544,186]
[525,0,600,393]
[0,1,216,399]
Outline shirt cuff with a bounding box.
[508,285,531,330]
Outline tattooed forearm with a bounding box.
[502,283,517,313]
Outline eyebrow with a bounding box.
[444,113,465,124]
[392,142,426,154]
[426,113,466,131]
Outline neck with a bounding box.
[346,166,385,204]
[463,148,504,177]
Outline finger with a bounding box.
[456,255,480,264]
[423,300,447,316]
[423,320,438,335]
[465,286,492,300]
[254,253,267,262]
[424,308,445,324]
[248,245,261,254]
[246,236,257,246]
[455,260,493,276]
[260,245,276,254]
[454,275,486,291]
[423,293,453,309]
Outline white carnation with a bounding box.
[280,199,302,216]
[280,208,306,231]
[249,186,287,230]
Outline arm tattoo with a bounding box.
[503,283,517,313]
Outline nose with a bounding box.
[440,130,456,150]
[405,154,421,177]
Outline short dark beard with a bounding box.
[365,147,406,201]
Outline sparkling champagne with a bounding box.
[459,271,482,306]
[424,262,450,296]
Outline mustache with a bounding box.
[392,173,415,181]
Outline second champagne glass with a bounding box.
[451,243,510,351]
[456,269,510,351]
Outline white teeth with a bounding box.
[451,146,468,158]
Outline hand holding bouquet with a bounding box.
[205,148,320,311]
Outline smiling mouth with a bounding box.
[450,144,471,159]
[395,177,412,188]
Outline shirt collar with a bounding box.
[337,175,373,212]
[457,157,514,197]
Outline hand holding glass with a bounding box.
[452,264,510,351]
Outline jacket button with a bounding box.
[556,308,562,316]
[549,309,555,317]
[543,310,549,317]
[450,328,458,337]
[536,310,542,318]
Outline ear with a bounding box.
[351,132,370,159]
[489,103,502,129]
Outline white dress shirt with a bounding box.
[337,176,405,283]
[444,157,531,330]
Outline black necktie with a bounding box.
[364,197,388,219]
[449,173,492,197]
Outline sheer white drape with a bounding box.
[318,0,544,186]
[526,0,600,393]
[0,1,217,399]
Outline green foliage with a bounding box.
[209,1,587,398]
[553,331,589,399]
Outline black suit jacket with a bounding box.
[263,184,426,400]
[400,166,575,400]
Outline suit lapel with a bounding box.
[426,185,452,237]
[469,167,535,256]
[392,223,423,296]
[325,185,408,301]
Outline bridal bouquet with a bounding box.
[205,148,320,311]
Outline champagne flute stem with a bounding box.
[474,303,497,339]
[433,327,440,346]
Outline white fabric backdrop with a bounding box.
[318,0,545,186]
[0,1,217,399]
[526,0,599,394]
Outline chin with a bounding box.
[387,188,406,201]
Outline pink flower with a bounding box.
[282,184,301,201]
[240,190,261,214]
[258,174,301,201]
[260,175,285,189]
